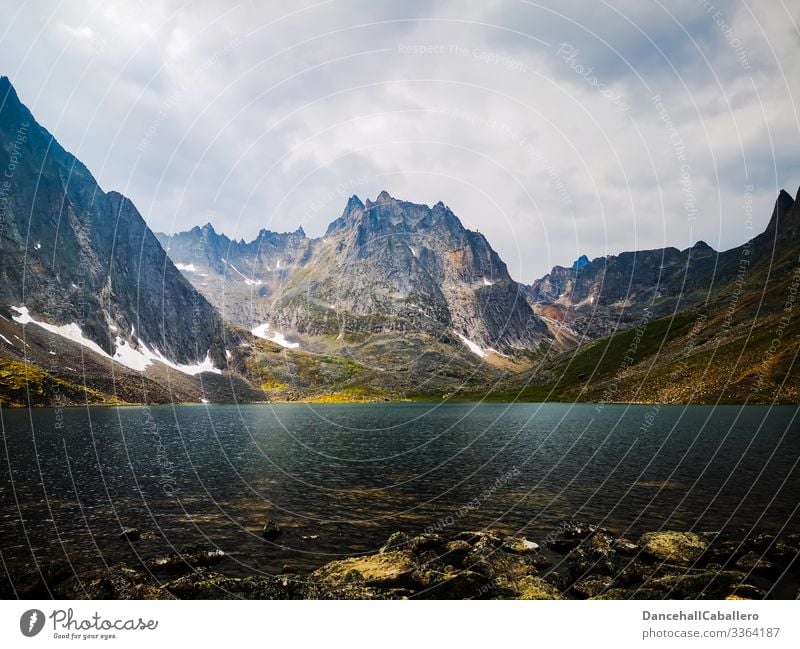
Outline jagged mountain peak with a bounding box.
[572,254,590,270]
[345,194,364,210]
[766,187,797,234]
[161,190,551,353]
[0,75,16,97]
[373,189,394,203]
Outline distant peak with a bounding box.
[346,194,364,210]
[767,188,796,232]
[201,222,216,234]
[692,240,712,249]
[572,254,590,270]
[325,195,366,235]
[295,226,306,237]
[0,76,21,105]
[375,190,393,203]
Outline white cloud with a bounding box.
[2,0,798,281]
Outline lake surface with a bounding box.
[1,402,798,578]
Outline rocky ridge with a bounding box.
[158,191,550,356]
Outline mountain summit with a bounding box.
[160,192,550,355]
[0,76,227,370]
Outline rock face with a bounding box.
[526,242,719,340]
[0,77,227,369]
[159,191,550,354]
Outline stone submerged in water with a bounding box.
[503,537,540,554]
[118,528,141,541]
[148,544,226,574]
[262,519,282,541]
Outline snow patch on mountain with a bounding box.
[251,323,300,349]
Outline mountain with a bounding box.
[489,187,800,404]
[158,191,551,356]
[155,223,313,328]
[525,241,720,339]
[527,188,800,343]
[0,76,237,404]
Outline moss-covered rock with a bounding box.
[639,531,708,564]
[515,576,564,600]
[312,550,417,588]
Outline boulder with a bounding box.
[421,567,492,599]
[613,538,640,555]
[380,531,411,553]
[515,576,564,600]
[149,545,226,574]
[735,551,773,574]
[453,530,505,546]
[118,528,141,541]
[440,539,472,565]
[644,569,754,599]
[54,564,167,600]
[573,574,613,598]
[262,519,282,541]
[546,521,599,553]
[593,587,664,600]
[639,531,708,564]
[312,550,417,588]
[503,537,540,554]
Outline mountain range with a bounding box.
[155,190,549,354]
[1,75,798,406]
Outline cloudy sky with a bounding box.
[2,0,798,280]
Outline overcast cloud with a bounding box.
[2,0,798,280]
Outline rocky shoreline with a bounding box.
[5,522,799,599]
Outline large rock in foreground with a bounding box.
[311,550,417,588]
[639,531,708,564]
